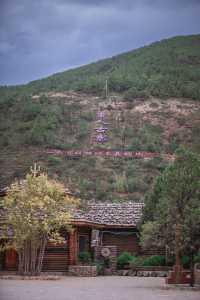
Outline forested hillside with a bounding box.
[0,35,200,203]
[1,34,200,99]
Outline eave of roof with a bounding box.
[71,219,137,228]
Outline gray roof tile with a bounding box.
[73,202,144,226]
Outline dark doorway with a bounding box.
[79,234,89,253]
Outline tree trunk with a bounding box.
[18,249,23,275]
[17,235,47,276]
[30,239,38,275]
[175,223,181,266]
[174,223,182,283]
[190,252,194,287]
[36,234,47,275]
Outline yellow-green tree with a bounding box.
[3,166,79,275]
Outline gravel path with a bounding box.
[0,276,199,300]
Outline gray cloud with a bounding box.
[0,0,200,85]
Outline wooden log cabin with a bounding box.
[0,190,144,272]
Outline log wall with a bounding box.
[102,230,140,255]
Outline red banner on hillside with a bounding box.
[44,149,174,160]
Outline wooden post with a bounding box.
[68,228,78,265]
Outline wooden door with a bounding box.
[5,248,17,270]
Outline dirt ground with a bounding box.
[0,276,199,300]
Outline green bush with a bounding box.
[117,252,135,269]
[47,156,62,166]
[77,119,89,140]
[124,87,148,101]
[194,251,200,263]
[81,111,94,122]
[113,173,128,193]
[95,261,104,275]
[127,177,137,193]
[130,256,145,268]
[165,255,198,268]
[78,251,91,264]
[181,255,190,269]
[103,257,110,268]
[142,255,166,266]
[21,101,42,121]
[163,253,200,268]
[167,137,179,154]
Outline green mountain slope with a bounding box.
[1,34,200,99]
[0,35,200,203]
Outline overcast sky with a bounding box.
[0,0,200,86]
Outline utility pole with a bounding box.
[105,79,108,99]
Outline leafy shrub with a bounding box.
[21,101,41,121]
[127,138,140,151]
[47,156,62,166]
[127,124,162,152]
[77,119,89,140]
[124,87,148,101]
[0,96,15,109]
[152,254,200,268]
[117,252,135,269]
[126,163,136,177]
[95,261,104,275]
[113,173,128,193]
[127,177,137,193]
[103,257,110,268]
[181,255,190,269]
[130,256,145,268]
[167,137,179,154]
[81,111,94,122]
[162,253,200,268]
[122,127,135,139]
[194,251,200,263]
[142,255,166,266]
[78,251,91,264]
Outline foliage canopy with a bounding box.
[141,146,200,256]
[3,166,79,275]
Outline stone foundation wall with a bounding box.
[133,266,171,272]
[117,269,168,277]
[68,265,97,277]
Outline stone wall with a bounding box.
[117,269,168,277]
[68,265,97,277]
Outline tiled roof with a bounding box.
[73,202,144,227]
